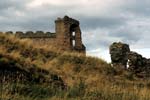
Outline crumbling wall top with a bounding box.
[17,31,56,38]
[55,16,79,26]
[4,31,56,38]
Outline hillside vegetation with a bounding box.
[1,33,150,100]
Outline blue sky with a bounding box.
[0,0,150,62]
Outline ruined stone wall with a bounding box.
[109,42,130,69]
[4,31,57,47]
[30,38,57,48]
[110,42,150,77]
[15,31,56,38]
[2,16,86,54]
[55,16,86,53]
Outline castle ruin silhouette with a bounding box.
[5,16,86,54]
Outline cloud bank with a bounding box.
[0,0,150,61]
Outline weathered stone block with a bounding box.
[127,51,144,72]
[109,42,130,69]
[110,42,150,77]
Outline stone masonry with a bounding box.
[110,42,150,76]
[3,16,86,54]
[109,42,130,69]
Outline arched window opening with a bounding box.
[72,40,75,47]
[72,32,75,36]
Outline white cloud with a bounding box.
[27,0,126,17]
[1,0,150,61]
[87,48,111,62]
[28,0,124,7]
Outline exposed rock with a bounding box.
[109,42,130,69]
[110,42,150,77]
[127,51,145,72]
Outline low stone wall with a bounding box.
[1,31,57,49]
[4,31,56,38]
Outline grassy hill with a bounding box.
[1,33,150,100]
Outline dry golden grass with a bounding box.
[1,33,150,100]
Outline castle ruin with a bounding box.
[5,16,86,54]
[110,42,150,77]
[109,42,130,69]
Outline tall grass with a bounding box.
[1,33,150,100]
[2,79,150,100]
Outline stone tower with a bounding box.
[55,16,86,53]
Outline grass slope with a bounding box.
[1,33,150,100]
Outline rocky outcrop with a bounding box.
[109,42,150,77]
[109,42,130,69]
[127,51,145,72]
